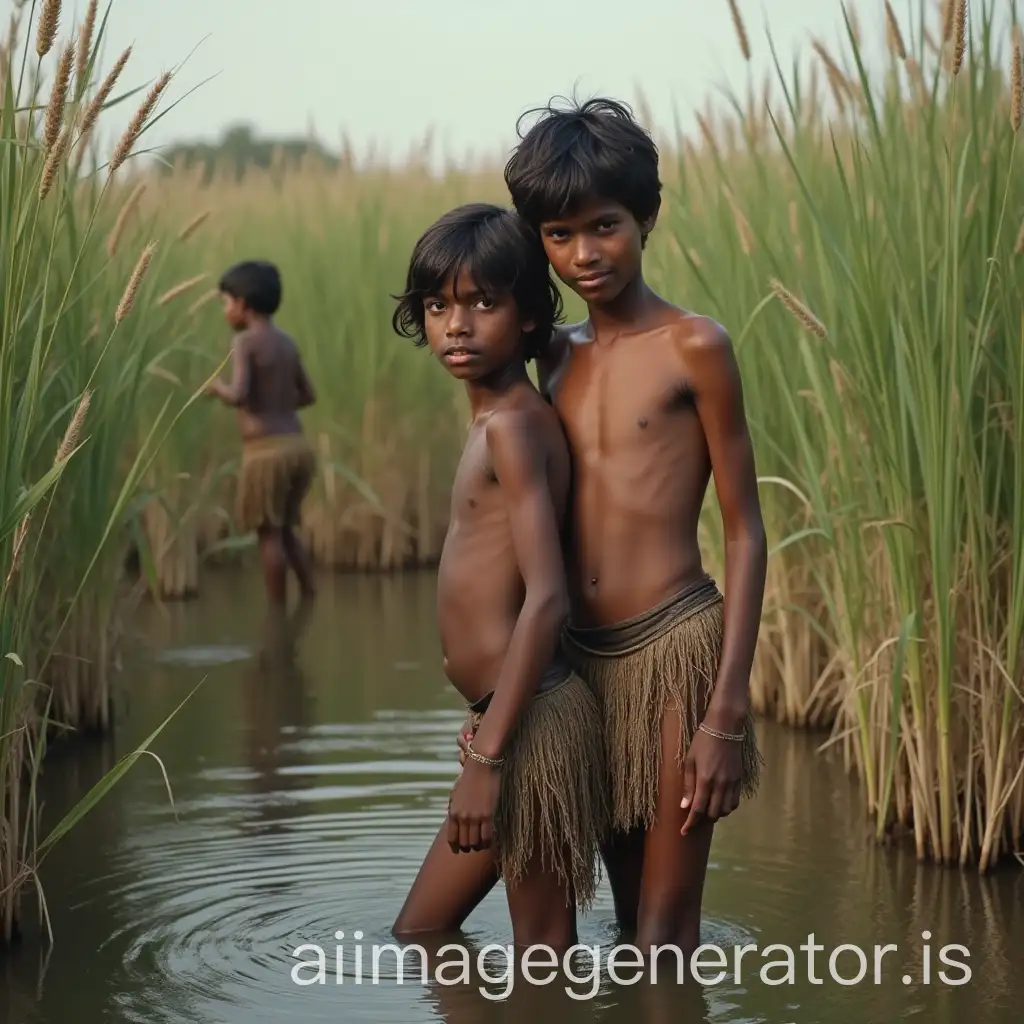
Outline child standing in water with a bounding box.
[391,203,607,950]
[462,97,766,961]
[207,260,318,606]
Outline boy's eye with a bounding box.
[425,299,445,313]
[474,297,494,310]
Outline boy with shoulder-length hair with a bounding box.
[391,203,608,950]
[463,96,766,960]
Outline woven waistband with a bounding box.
[563,573,723,658]
[467,657,574,715]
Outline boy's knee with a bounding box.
[636,890,702,955]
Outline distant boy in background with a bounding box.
[207,260,318,607]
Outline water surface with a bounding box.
[1,568,1021,1023]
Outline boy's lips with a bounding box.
[575,270,612,289]
[443,345,478,365]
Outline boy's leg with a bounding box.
[256,526,288,606]
[599,826,645,934]
[282,467,316,599]
[633,701,715,960]
[282,527,315,599]
[393,822,499,936]
[504,844,578,951]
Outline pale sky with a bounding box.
[6,1,944,165]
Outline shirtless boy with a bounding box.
[207,260,318,606]
[462,97,766,959]
[390,203,607,950]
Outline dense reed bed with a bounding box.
[1,0,200,946]
[130,0,1022,871]
[673,0,1023,870]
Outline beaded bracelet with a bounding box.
[698,722,745,743]
[466,741,505,768]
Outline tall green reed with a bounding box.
[1,0,202,946]
[656,0,1022,868]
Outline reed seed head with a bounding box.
[78,46,131,142]
[108,70,172,176]
[950,0,966,74]
[885,2,907,60]
[106,182,146,257]
[187,287,218,317]
[726,0,751,61]
[1011,29,1022,133]
[769,278,828,339]
[35,0,60,59]
[43,39,74,152]
[38,124,71,200]
[941,0,955,42]
[115,242,157,324]
[177,209,211,242]
[54,390,92,466]
[75,0,97,96]
[157,273,208,306]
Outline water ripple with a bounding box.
[59,704,762,1023]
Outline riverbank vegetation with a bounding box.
[1,0,1021,951]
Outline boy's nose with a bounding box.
[445,312,470,336]
[572,240,600,266]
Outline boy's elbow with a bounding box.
[532,585,570,631]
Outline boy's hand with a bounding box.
[680,727,743,836]
[456,723,472,767]
[446,758,499,853]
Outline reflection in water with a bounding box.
[0,567,1020,1023]
[240,601,315,832]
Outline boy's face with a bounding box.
[422,268,532,381]
[220,292,248,331]
[538,198,653,304]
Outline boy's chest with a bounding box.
[548,343,695,455]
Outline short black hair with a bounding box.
[218,260,282,315]
[391,203,562,362]
[503,96,661,235]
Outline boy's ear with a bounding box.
[521,318,537,335]
[641,195,662,236]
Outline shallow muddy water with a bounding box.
[1,567,1021,1023]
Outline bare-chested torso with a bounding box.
[233,324,312,442]
[436,384,570,705]
[540,306,714,629]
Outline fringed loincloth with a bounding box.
[466,660,609,911]
[235,433,317,534]
[562,573,763,833]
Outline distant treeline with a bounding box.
[155,124,342,181]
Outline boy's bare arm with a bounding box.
[295,354,316,408]
[686,317,766,726]
[208,333,252,407]
[679,317,767,831]
[465,411,571,761]
[534,327,568,403]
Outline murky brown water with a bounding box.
[1,567,1021,1023]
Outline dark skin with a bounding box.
[207,293,318,605]
[392,267,577,950]
[458,196,767,957]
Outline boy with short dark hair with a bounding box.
[207,259,318,607]
[493,96,766,959]
[390,203,608,950]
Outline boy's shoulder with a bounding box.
[484,390,564,467]
[660,307,733,355]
